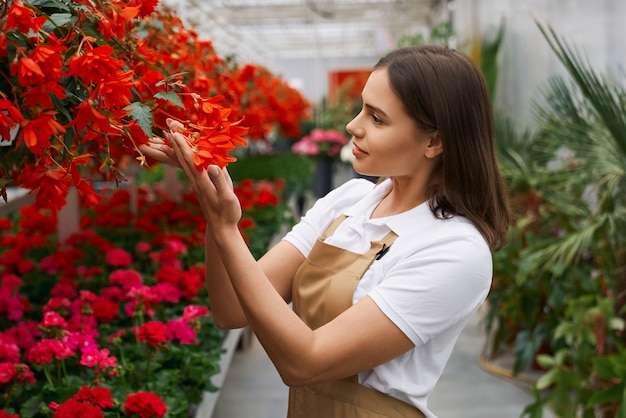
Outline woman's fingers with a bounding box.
[138,137,180,167]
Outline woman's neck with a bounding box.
[370,177,428,218]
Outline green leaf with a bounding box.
[47,12,75,28]
[20,394,45,418]
[535,367,557,390]
[535,354,555,368]
[155,91,185,109]
[125,102,153,137]
[587,382,625,406]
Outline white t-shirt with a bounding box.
[282,178,492,418]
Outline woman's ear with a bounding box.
[424,132,443,159]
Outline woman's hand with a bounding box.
[160,119,242,231]
[138,131,181,168]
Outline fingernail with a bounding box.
[208,165,220,177]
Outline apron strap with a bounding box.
[320,214,348,240]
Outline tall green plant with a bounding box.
[488,22,626,417]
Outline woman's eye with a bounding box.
[370,113,382,124]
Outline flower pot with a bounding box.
[313,156,334,198]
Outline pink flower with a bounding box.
[182,305,209,323]
[152,282,181,304]
[109,269,142,291]
[166,319,196,344]
[41,311,67,329]
[5,320,39,351]
[0,274,25,321]
[125,285,159,317]
[292,129,348,157]
[108,330,126,345]
[165,239,187,255]
[105,248,133,267]
[80,348,117,371]
[292,137,319,155]
[0,335,20,362]
[63,330,99,353]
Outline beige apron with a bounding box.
[288,215,426,418]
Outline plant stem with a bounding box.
[43,364,55,390]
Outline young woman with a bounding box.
[140,44,511,418]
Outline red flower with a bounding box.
[26,339,73,364]
[68,45,124,86]
[123,392,167,418]
[17,110,65,154]
[135,321,168,348]
[53,398,103,418]
[0,409,19,418]
[73,385,113,408]
[5,1,46,34]
[0,361,35,386]
[0,362,16,383]
[91,298,119,324]
[16,165,71,211]
[0,99,23,143]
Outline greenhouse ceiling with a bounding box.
[162,0,449,69]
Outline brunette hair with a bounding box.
[374,45,511,251]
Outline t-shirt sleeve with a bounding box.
[282,178,376,257]
[368,224,493,346]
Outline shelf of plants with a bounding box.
[0,0,311,416]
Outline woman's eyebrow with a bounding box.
[364,103,389,118]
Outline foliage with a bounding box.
[396,20,453,48]
[0,176,293,417]
[0,0,310,212]
[487,22,626,418]
[233,177,294,259]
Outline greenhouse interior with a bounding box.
[1,0,626,417]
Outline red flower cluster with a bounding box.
[124,391,167,418]
[0,0,310,212]
[0,184,224,416]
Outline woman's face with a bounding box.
[346,68,440,179]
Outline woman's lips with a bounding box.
[352,143,368,158]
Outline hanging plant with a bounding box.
[0,0,310,212]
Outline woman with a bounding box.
[140,45,511,418]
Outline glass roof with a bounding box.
[163,0,448,69]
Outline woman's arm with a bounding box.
[205,232,305,330]
[208,207,413,385]
[146,123,415,385]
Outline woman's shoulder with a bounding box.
[314,178,378,211]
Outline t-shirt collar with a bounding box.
[342,178,436,237]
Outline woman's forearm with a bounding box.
[204,225,249,329]
[212,226,317,384]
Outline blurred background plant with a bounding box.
[487,22,626,418]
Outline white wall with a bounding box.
[453,0,626,129]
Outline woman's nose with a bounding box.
[346,113,364,138]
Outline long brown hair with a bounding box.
[374,45,511,251]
